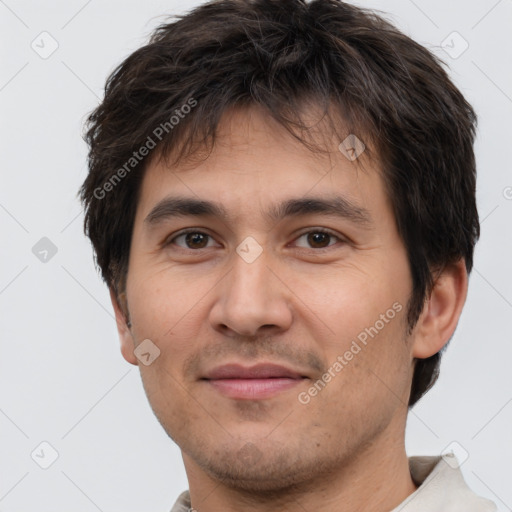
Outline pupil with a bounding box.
[186,233,207,248]
[309,232,329,248]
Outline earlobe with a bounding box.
[109,288,138,366]
[412,259,468,359]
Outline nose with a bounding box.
[208,246,293,338]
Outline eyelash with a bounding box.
[164,228,346,252]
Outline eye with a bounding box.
[165,230,218,250]
[163,228,345,252]
[293,229,344,250]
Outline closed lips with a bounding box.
[202,363,307,380]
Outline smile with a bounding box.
[204,377,306,400]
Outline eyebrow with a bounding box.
[144,195,373,227]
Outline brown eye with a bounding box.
[184,232,209,249]
[167,231,215,249]
[294,229,342,250]
[307,232,331,248]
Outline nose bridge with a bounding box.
[230,245,270,302]
[209,240,292,336]
[224,241,275,317]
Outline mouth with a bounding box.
[201,363,309,400]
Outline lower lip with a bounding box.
[205,378,305,399]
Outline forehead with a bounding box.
[134,105,389,227]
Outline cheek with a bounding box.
[296,263,403,337]
[315,315,410,432]
[126,272,207,421]
[301,265,411,388]
[127,268,211,326]
[126,270,210,355]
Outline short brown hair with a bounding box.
[80,0,479,407]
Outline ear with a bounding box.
[412,259,468,359]
[109,288,138,366]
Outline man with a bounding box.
[80,0,497,510]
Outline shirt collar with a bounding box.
[390,454,496,512]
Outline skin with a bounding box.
[111,105,468,512]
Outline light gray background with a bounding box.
[0,0,511,510]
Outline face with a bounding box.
[118,105,418,492]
